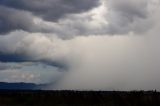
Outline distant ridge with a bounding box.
[0,82,46,90]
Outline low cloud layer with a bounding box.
[0,0,160,90]
[0,31,71,69]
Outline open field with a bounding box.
[0,90,160,106]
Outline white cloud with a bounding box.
[0,69,40,83]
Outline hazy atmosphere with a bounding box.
[0,0,160,90]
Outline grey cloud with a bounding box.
[0,6,54,34]
[0,0,156,36]
[0,6,34,34]
[0,31,71,70]
[0,62,13,70]
[41,0,156,38]
[105,0,153,34]
[0,0,100,22]
[0,0,100,34]
[0,62,24,70]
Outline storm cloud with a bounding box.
[0,0,156,36]
[0,0,100,34]
[0,0,100,21]
[0,0,160,90]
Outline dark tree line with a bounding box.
[0,90,160,106]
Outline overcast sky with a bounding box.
[0,0,160,90]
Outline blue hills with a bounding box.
[0,82,46,90]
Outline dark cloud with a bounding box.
[0,6,35,34]
[0,6,55,34]
[0,53,30,62]
[0,0,100,22]
[0,0,100,34]
[0,53,67,71]
[0,53,35,71]
[0,0,154,36]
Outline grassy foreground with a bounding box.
[0,90,160,106]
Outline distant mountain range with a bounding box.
[0,82,46,90]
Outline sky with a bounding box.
[0,0,160,90]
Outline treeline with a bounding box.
[0,90,160,106]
